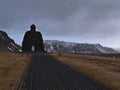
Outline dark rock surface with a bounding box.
[0,30,21,52]
[22,24,44,52]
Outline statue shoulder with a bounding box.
[25,31,30,34]
[36,31,42,35]
[24,31,31,38]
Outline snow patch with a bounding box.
[7,47,14,52]
[96,46,107,53]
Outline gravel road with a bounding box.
[16,54,111,90]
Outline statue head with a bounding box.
[30,24,36,31]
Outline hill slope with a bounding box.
[0,30,118,54]
[0,30,21,52]
[44,40,118,54]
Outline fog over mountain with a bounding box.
[1,0,120,48]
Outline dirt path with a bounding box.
[16,54,111,90]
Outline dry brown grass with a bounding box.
[0,51,30,90]
[52,53,120,90]
[1,51,119,90]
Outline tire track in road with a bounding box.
[16,54,111,90]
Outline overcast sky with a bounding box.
[0,0,120,48]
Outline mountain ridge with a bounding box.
[0,30,119,54]
[44,40,119,54]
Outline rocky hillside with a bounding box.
[44,40,118,54]
[0,30,118,54]
[0,30,21,52]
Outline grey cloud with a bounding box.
[0,0,120,47]
[0,0,82,30]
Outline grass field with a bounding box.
[0,51,30,90]
[52,53,120,90]
[1,52,120,90]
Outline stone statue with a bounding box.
[22,24,45,52]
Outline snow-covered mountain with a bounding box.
[0,30,118,54]
[114,48,120,53]
[0,30,21,52]
[44,40,118,54]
